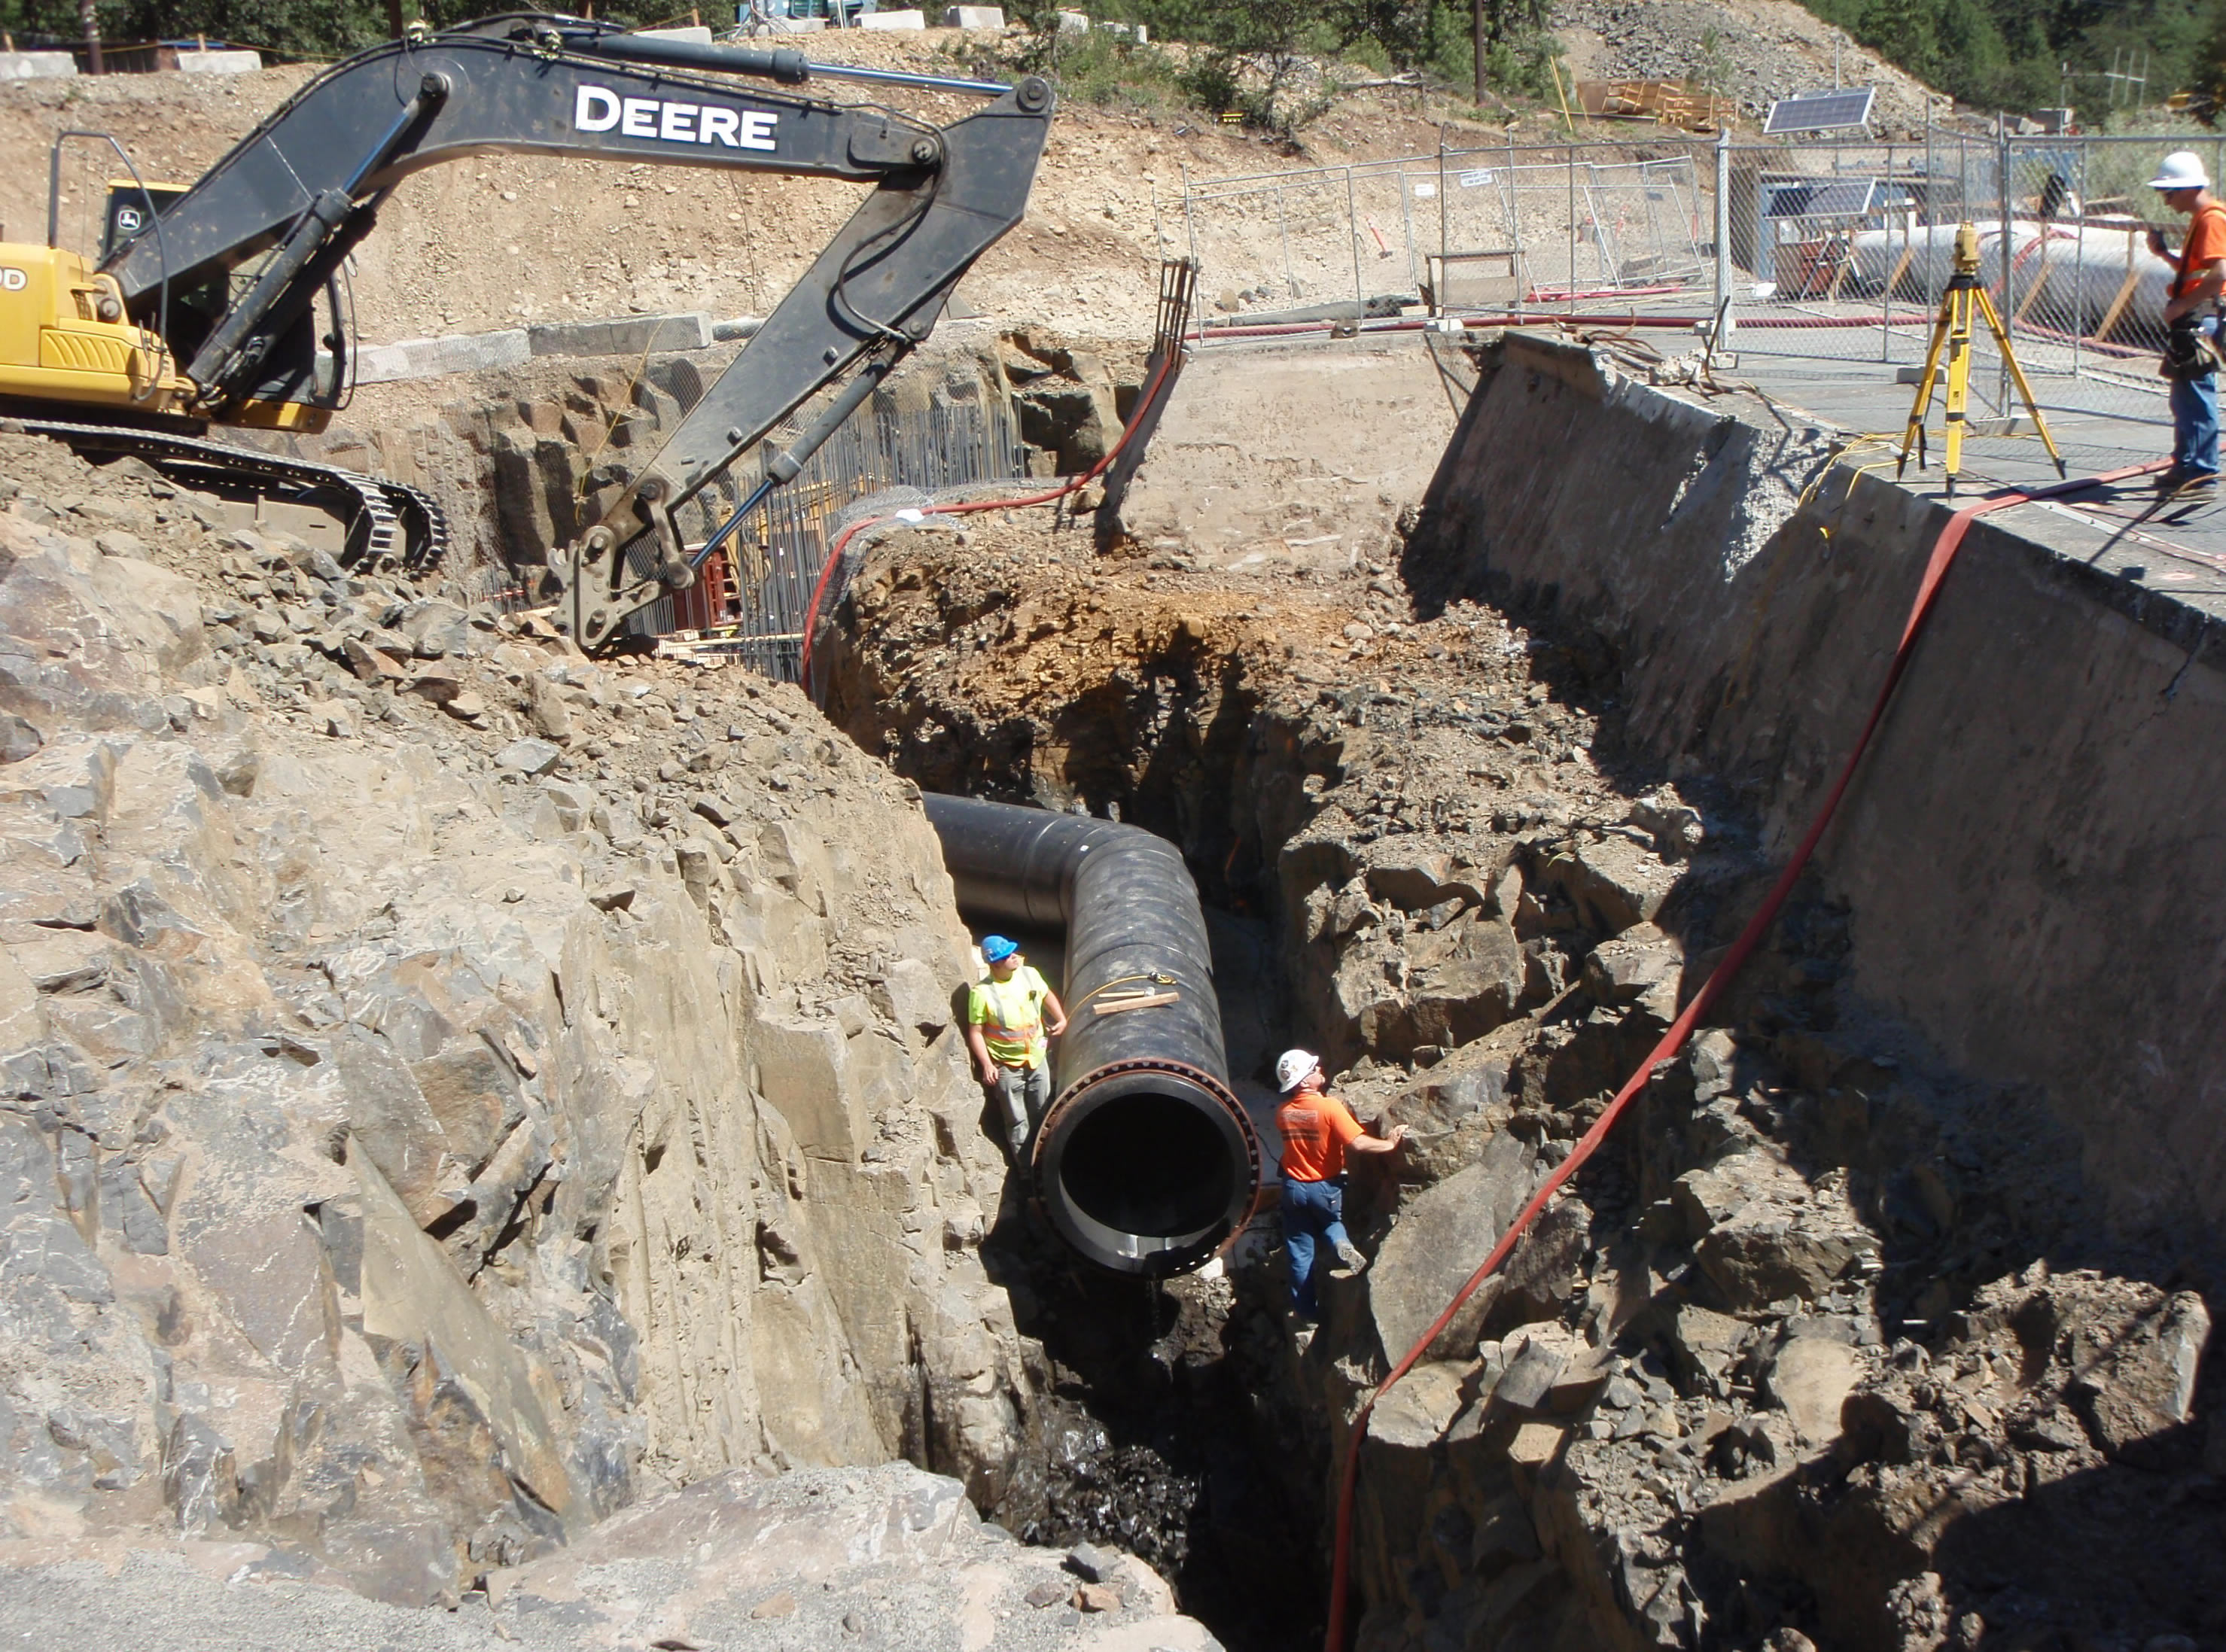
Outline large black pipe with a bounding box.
[922,794,1261,1276]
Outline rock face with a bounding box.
[0,1462,1212,1650]
[281,338,1025,586]
[0,432,1071,1618]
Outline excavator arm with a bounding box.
[100,13,1053,649]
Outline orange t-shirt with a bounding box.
[1277,1090,1364,1182]
[2174,203,2226,300]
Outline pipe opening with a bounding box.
[1037,1066,1256,1276]
[1059,1093,1232,1238]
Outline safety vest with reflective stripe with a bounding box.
[969,966,1050,1070]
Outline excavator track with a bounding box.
[19,418,449,574]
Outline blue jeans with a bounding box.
[2170,321,2220,478]
[1280,1175,1350,1320]
[992,1063,1050,1148]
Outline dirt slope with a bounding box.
[0,32,1458,348]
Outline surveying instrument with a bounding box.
[1895,223,2066,497]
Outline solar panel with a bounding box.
[1763,87,1877,135]
[1761,177,1878,219]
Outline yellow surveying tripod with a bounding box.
[1896,224,2066,497]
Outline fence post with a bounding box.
[1567,146,1578,317]
[1399,168,1418,296]
[1998,120,2013,410]
[1438,126,1450,308]
[1715,126,1734,343]
[1347,165,1363,310]
[2071,143,2084,382]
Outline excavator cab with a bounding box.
[96,175,350,430]
[0,154,342,431]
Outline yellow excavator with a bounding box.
[0,13,1052,644]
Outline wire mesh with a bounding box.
[1718,129,2193,434]
[1171,127,2213,448]
[1173,138,1721,326]
[665,393,1025,682]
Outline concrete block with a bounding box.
[527,312,712,359]
[860,8,926,26]
[1055,9,1089,32]
[1099,18,1145,39]
[0,50,77,78]
[633,24,714,43]
[757,14,826,29]
[944,5,1006,26]
[353,329,530,385]
[175,48,261,73]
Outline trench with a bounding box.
[971,894,1323,1652]
[882,677,1363,1650]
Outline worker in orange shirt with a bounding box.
[1273,1048,1405,1322]
[2148,151,2226,491]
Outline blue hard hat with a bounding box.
[979,935,1019,963]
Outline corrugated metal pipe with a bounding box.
[921,793,1262,1276]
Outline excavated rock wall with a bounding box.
[260,328,1133,598]
[0,430,1048,1611]
[1401,330,2226,1253]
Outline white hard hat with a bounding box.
[1275,1048,1322,1093]
[2150,151,2212,192]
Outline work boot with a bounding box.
[1331,1238,1368,1276]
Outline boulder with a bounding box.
[1494,1193,1594,1328]
[1369,1132,1538,1362]
[1539,835,1677,936]
[1760,1328,1863,1447]
[1582,921,1682,1020]
[397,600,471,659]
[871,957,952,1048]
[480,1462,1204,1648]
[1405,911,1527,1048]
[494,737,562,777]
[410,1035,526,1176]
[2063,1285,2211,1461]
[0,519,206,732]
[1667,1304,1750,1396]
[1675,1152,1879,1313]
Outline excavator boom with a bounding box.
[12,13,1053,647]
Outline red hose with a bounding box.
[1318,455,2167,1652]
[795,345,1183,695]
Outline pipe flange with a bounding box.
[1030,1057,1262,1277]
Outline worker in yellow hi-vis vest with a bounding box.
[964,935,1068,1157]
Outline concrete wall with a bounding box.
[1403,330,2226,1244]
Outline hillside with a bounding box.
[1556,0,1941,129]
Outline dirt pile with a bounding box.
[1553,0,1937,130]
[816,346,2224,1650]
[0,425,1217,1647]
